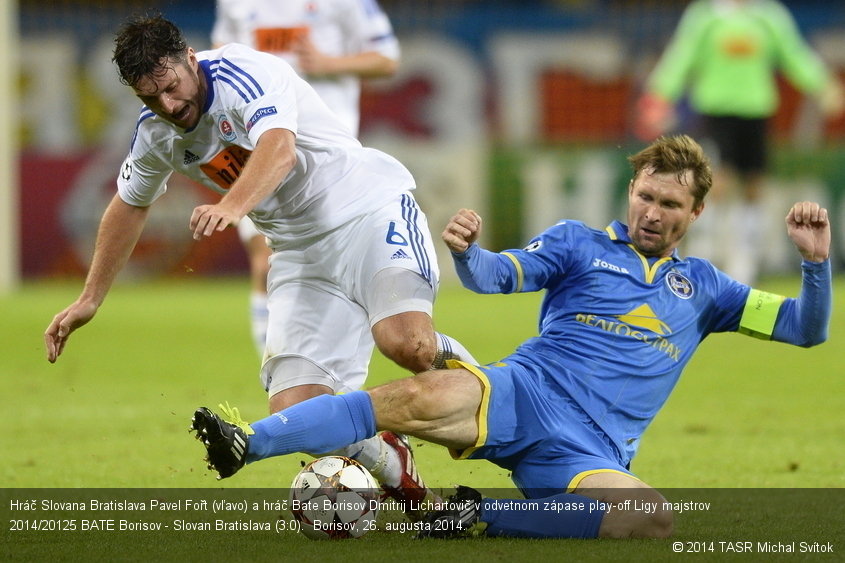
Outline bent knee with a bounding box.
[386,376,435,421]
[601,506,674,539]
[370,375,430,430]
[372,371,451,425]
[375,327,436,373]
[643,506,674,538]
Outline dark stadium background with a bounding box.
[16,0,845,281]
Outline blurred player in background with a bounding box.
[212,0,400,355]
[44,14,475,519]
[193,135,831,539]
[636,0,843,285]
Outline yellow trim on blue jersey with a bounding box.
[738,288,786,340]
[445,360,491,461]
[606,223,673,283]
[567,468,642,492]
[501,252,524,293]
[627,244,672,284]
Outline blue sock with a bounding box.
[245,391,376,463]
[480,492,604,538]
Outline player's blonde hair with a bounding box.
[628,135,713,210]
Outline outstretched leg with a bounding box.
[191,368,483,471]
[191,367,484,521]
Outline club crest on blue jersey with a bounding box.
[216,114,237,142]
[666,271,694,299]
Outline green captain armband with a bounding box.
[738,289,786,340]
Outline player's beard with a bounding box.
[631,221,687,258]
[173,71,205,130]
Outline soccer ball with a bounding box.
[289,456,380,540]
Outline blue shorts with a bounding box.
[449,359,634,498]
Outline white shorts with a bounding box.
[260,192,440,396]
[237,216,262,244]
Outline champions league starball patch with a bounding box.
[523,240,543,252]
[120,157,133,181]
[666,271,694,299]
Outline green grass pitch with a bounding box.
[2,275,843,561]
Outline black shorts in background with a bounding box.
[700,115,768,175]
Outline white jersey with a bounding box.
[211,0,400,135]
[117,43,414,243]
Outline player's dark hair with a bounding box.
[628,135,713,210]
[113,13,188,87]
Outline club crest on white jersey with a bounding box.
[216,113,237,142]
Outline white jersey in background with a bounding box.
[211,0,400,135]
[117,43,414,243]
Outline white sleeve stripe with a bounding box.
[369,32,396,43]
[218,57,265,95]
[131,111,156,151]
[207,60,264,102]
[215,72,259,103]
[360,0,384,17]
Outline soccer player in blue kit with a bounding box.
[193,135,832,538]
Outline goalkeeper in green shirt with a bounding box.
[637,0,842,285]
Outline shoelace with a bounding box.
[218,402,255,435]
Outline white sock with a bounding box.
[432,332,478,369]
[724,202,762,285]
[740,201,763,248]
[686,201,720,263]
[333,435,402,488]
[249,292,269,356]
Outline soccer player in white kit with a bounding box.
[44,14,475,519]
[212,0,401,354]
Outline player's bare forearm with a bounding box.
[325,51,398,78]
[442,209,482,254]
[190,129,295,240]
[785,201,830,263]
[45,195,148,362]
[294,36,397,78]
[83,196,149,303]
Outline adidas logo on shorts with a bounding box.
[391,249,411,260]
[183,150,200,165]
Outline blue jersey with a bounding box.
[453,219,829,463]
